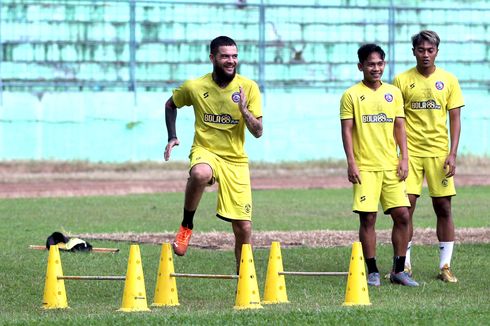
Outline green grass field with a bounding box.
[1,186,489,325]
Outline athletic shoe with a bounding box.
[390,271,419,287]
[172,225,193,256]
[367,272,381,287]
[437,264,458,283]
[384,266,412,279]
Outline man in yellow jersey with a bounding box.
[393,30,464,282]
[340,44,418,287]
[164,36,263,272]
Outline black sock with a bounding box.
[182,208,196,229]
[365,257,379,274]
[393,256,406,273]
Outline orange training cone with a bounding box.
[42,245,69,309]
[152,243,179,307]
[234,244,263,310]
[262,241,289,304]
[343,241,371,306]
[118,244,150,312]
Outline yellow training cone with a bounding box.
[118,245,150,312]
[234,244,263,310]
[262,241,289,304]
[42,245,69,309]
[152,243,179,307]
[343,241,371,306]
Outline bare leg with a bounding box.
[407,194,418,242]
[184,163,213,211]
[232,220,252,273]
[432,196,455,241]
[390,207,410,256]
[359,212,377,259]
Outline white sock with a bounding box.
[439,241,454,269]
[405,241,412,269]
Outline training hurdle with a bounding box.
[42,244,150,312]
[152,243,262,310]
[262,241,371,306]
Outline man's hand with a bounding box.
[347,162,362,184]
[444,153,457,177]
[238,86,248,114]
[397,158,408,181]
[164,138,180,161]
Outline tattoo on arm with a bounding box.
[242,109,263,138]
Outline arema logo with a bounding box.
[362,113,393,123]
[231,92,241,103]
[435,81,444,90]
[384,93,393,102]
[442,178,448,187]
[244,203,251,214]
[203,113,239,125]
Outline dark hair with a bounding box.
[357,44,385,63]
[210,36,237,55]
[412,30,440,48]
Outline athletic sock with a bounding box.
[181,208,196,229]
[439,241,454,269]
[393,256,406,273]
[405,241,412,269]
[365,257,379,274]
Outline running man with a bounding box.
[340,44,418,287]
[393,30,464,282]
[164,36,263,272]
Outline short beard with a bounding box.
[213,64,236,86]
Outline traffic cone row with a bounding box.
[42,241,370,311]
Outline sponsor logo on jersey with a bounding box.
[411,99,441,110]
[384,93,393,102]
[231,92,241,103]
[362,113,393,123]
[435,81,444,90]
[203,113,239,125]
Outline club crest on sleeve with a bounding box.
[384,93,393,102]
[231,92,241,103]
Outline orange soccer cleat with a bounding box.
[172,225,193,256]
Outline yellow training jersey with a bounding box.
[393,67,464,157]
[172,73,262,163]
[340,81,405,171]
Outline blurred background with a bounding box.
[0,0,489,163]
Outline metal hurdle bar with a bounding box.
[170,273,238,280]
[279,271,348,276]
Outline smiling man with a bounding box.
[164,36,263,272]
[393,30,464,282]
[340,44,418,287]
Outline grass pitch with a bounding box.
[0,186,489,324]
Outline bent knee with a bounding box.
[189,164,213,184]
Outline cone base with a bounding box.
[151,302,180,307]
[42,305,70,310]
[343,302,372,306]
[262,300,289,305]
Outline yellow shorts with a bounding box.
[406,156,456,197]
[352,170,410,214]
[190,146,252,221]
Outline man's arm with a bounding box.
[394,117,409,181]
[341,119,361,184]
[445,107,461,177]
[164,96,180,161]
[238,86,263,138]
